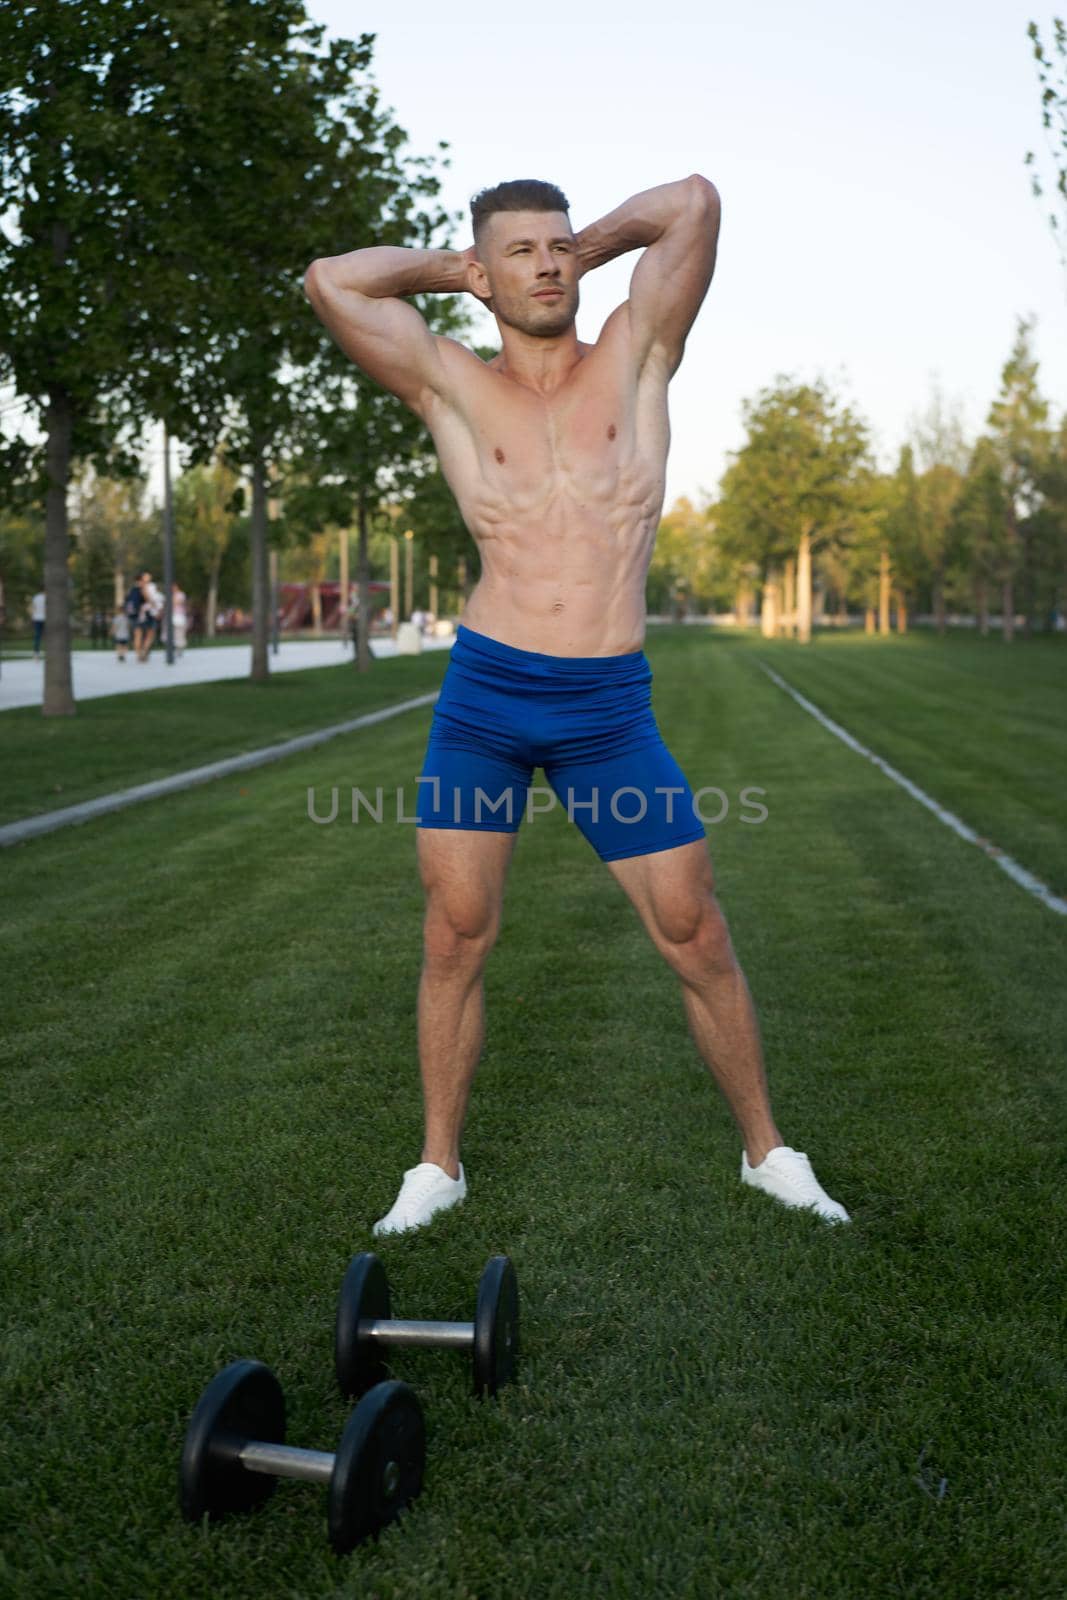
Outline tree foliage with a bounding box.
[1025,16,1067,271]
[0,0,462,706]
[716,377,873,573]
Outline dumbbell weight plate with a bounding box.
[473,1255,520,1398]
[180,1359,285,1522]
[329,1380,425,1554]
[336,1252,392,1399]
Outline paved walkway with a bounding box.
[0,636,453,711]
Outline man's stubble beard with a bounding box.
[492,283,580,339]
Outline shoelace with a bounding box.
[396,1166,452,1215]
[764,1150,824,1200]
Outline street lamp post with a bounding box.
[163,424,175,666]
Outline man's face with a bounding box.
[475,210,579,337]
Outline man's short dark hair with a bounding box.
[470,179,571,251]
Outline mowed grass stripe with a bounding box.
[2,629,1065,1598]
[745,628,1067,900]
[757,658,1067,916]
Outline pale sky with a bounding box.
[307,0,1067,510]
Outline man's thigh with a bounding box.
[417,827,518,939]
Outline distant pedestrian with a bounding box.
[30,589,45,658]
[110,608,130,662]
[125,574,147,658]
[168,582,188,657]
[138,573,164,662]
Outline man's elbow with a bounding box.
[303,258,328,300]
[687,174,720,208]
[302,257,340,300]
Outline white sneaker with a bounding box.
[741,1146,850,1224]
[372,1162,467,1237]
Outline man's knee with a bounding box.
[422,890,500,970]
[655,891,735,977]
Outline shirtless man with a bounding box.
[304,175,849,1233]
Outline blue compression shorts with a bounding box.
[416,624,707,862]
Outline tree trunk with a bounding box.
[162,424,175,666]
[339,525,349,640]
[783,558,796,637]
[114,566,125,610]
[864,607,876,635]
[796,530,812,643]
[250,443,270,682]
[760,571,780,638]
[878,548,891,636]
[1002,576,1014,644]
[43,384,76,717]
[896,589,908,634]
[975,574,989,636]
[207,557,220,638]
[429,553,439,618]
[310,581,322,635]
[355,491,374,673]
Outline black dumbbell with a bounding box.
[336,1253,519,1401]
[180,1359,424,1554]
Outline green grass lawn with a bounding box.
[0,651,450,826]
[2,628,1065,1598]
[747,627,1067,900]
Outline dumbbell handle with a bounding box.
[359,1317,475,1350]
[238,1440,335,1486]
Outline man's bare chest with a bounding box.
[426,347,667,505]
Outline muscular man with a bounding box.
[304,175,849,1233]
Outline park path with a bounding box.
[0,636,453,712]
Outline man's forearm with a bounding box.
[307,245,467,298]
[575,174,715,275]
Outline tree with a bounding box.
[69,467,157,624]
[987,316,1051,639]
[1027,410,1067,627]
[1025,17,1067,272]
[161,9,460,683]
[0,2,458,710]
[648,496,724,617]
[883,445,925,633]
[948,437,1008,634]
[908,381,969,632]
[0,1,184,714]
[716,377,874,642]
[0,502,43,642]
[172,455,242,637]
